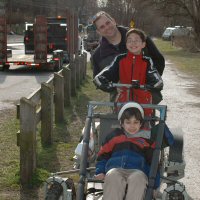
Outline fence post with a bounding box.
[66,8,70,59]
[83,52,87,78]
[79,54,84,83]
[70,60,76,96]
[79,55,82,82]
[62,65,71,106]
[54,73,64,123]
[20,97,37,185]
[70,9,75,61]
[41,83,53,146]
[80,54,85,80]
[75,54,80,88]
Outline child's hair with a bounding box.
[126,28,147,42]
[120,107,144,125]
[92,11,114,27]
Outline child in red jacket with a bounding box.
[93,28,163,116]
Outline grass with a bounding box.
[154,39,200,79]
[0,110,20,189]
[0,63,109,199]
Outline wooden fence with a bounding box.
[16,52,87,184]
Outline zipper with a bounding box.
[130,56,136,100]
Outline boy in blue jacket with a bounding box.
[95,102,160,200]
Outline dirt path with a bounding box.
[162,60,200,200]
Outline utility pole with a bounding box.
[0,0,7,65]
[3,0,12,31]
[56,0,58,16]
[9,0,12,31]
[0,0,6,16]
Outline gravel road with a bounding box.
[162,60,200,200]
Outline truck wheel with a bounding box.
[54,60,61,72]
[3,64,10,71]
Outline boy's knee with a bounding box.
[105,168,122,183]
[128,170,148,184]
[106,168,120,177]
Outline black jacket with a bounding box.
[91,26,165,77]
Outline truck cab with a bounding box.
[83,24,99,52]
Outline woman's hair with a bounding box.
[120,107,144,125]
[126,28,147,42]
[92,11,114,27]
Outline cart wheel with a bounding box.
[45,178,76,200]
[162,183,189,200]
[65,178,76,200]
[45,181,63,200]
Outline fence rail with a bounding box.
[17,52,87,184]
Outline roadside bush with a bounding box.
[172,35,200,52]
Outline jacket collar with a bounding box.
[126,51,143,60]
[123,128,151,139]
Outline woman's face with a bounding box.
[122,116,142,134]
[95,15,118,38]
[126,33,146,55]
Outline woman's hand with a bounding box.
[94,173,105,180]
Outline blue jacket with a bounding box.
[96,128,160,189]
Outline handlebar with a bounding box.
[111,81,154,90]
[108,81,154,102]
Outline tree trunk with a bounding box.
[193,18,200,50]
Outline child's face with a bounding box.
[126,33,146,55]
[122,116,142,135]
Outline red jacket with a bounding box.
[94,51,163,116]
[102,52,157,116]
[118,52,152,106]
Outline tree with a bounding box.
[152,0,200,48]
[3,0,99,26]
[99,0,165,35]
